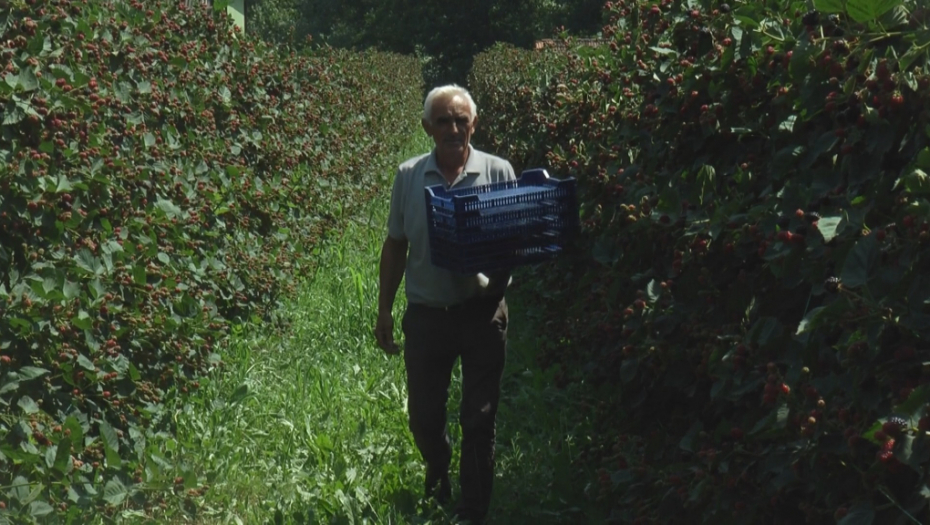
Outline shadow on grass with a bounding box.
[483,283,606,525]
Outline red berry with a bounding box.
[882,421,901,436]
[780,383,790,395]
[795,209,804,219]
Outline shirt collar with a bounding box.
[425,145,480,177]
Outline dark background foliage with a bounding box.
[245,0,606,89]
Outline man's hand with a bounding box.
[375,309,400,355]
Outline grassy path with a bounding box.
[161,132,602,524]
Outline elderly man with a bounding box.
[375,84,515,523]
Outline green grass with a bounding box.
[149,131,603,524]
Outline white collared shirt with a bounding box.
[387,145,516,308]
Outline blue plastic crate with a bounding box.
[425,168,578,274]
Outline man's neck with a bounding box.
[436,148,470,183]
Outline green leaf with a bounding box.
[75,248,104,275]
[19,367,49,380]
[776,403,790,426]
[114,81,132,103]
[18,68,39,92]
[730,26,743,42]
[900,44,929,72]
[917,148,930,170]
[797,307,827,334]
[837,500,875,525]
[902,169,930,195]
[657,187,681,216]
[72,310,93,331]
[63,416,84,452]
[817,216,844,242]
[144,132,156,148]
[103,478,128,505]
[0,377,19,395]
[133,265,147,285]
[697,165,715,204]
[749,412,772,435]
[29,501,54,518]
[813,0,846,12]
[156,198,183,219]
[10,475,30,502]
[48,64,73,80]
[678,421,702,452]
[17,395,39,414]
[99,420,119,454]
[896,385,930,416]
[63,281,81,300]
[229,383,250,404]
[56,175,73,193]
[137,80,152,94]
[898,434,930,470]
[878,4,909,28]
[646,279,661,302]
[3,104,25,125]
[847,0,903,23]
[54,437,72,474]
[104,440,122,469]
[76,354,95,371]
[100,420,121,469]
[841,235,879,288]
[778,115,797,132]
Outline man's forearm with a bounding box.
[379,237,407,313]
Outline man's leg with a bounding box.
[456,298,508,522]
[402,304,457,502]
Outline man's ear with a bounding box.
[471,115,478,130]
[422,118,431,134]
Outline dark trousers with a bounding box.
[401,296,508,519]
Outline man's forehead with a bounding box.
[431,94,469,113]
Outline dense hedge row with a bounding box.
[472,0,930,522]
[0,0,421,521]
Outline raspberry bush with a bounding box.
[472,0,930,522]
[0,0,421,521]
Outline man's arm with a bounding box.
[375,235,408,354]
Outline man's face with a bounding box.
[423,95,476,161]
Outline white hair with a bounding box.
[422,84,477,123]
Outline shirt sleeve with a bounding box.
[503,161,517,181]
[386,167,406,240]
